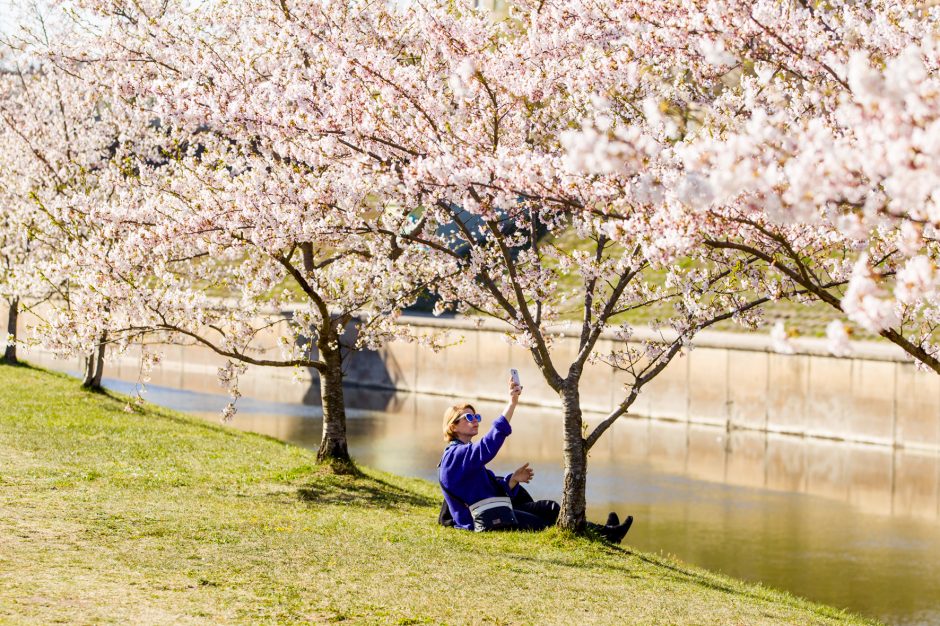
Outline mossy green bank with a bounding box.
[0,364,878,625]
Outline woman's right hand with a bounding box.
[510,462,534,488]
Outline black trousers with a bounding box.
[513,500,611,534]
[513,500,561,531]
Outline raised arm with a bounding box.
[444,378,523,470]
[449,416,512,469]
[502,376,522,422]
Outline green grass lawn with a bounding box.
[542,228,859,339]
[0,363,878,625]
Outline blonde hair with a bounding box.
[442,403,476,442]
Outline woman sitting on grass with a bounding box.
[438,378,633,542]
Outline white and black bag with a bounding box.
[466,495,518,531]
[440,483,518,532]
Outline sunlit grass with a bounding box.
[0,364,876,624]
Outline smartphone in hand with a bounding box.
[510,368,520,386]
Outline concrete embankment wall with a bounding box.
[340,315,940,452]
[3,302,938,453]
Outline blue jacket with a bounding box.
[439,415,520,530]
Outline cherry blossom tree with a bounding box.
[0,29,124,384]
[690,38,940,369]
[564,0,940,369]
[0,175,28,365]
[0,43,106,372]
[72,149,451,466]
[32,0,456,468]
[220,0,793,530]
[0,57,38,366]
[675,2,940,369]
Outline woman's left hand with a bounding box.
[509,379,522,405]
[509,462,534,489]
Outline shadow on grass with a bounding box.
[298,472,438,510]
[0,359,31,369]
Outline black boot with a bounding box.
[605,512,620,527]
[598,515,634,543]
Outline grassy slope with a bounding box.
[544,229,854,339]
[0,364,878,625]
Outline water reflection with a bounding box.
[95,379,940,625]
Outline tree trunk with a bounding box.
[91,334,107,389]
[2,297,18,365]
[81,352,96,387]
[316,338,355,473]
[557,382,588,531]
[82,332,107,390]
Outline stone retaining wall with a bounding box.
[340,315,939,452]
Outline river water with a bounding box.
[97,377,940,625]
